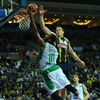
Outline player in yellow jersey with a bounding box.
[38,5,85,99]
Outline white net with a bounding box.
[18,16,31,31]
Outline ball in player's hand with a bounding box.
[28,3,38,13]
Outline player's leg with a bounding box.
[51,91,63,100]
[58,63,70,99]
[59,88,67,100]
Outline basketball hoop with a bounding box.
[18,15,30,31]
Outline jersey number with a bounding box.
[49,54,55,63]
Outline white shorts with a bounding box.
[42,65,70,95]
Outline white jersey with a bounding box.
[70,83,84,100]
[39,42,58,70]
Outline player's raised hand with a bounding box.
[79,60,86,68]
[27,3,38,15]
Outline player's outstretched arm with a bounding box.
[27,4,44,47]
[68,45,85,67]
[83,84,90,100]
[39,5,53,35]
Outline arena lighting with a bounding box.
[73,20,92,25]
[8,21,12,23]
[78,19,80,21]
[8,20,19,23]
[45,18,60,25]
[44,18,47,21]
[8,18,22,23]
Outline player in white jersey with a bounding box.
[39,42,58,70]
[27,4,80,100]
[69,73,90,100]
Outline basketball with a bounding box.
[28,3,38,13]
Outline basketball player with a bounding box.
[38,5,85,99]
[69,73,90,100]
[27,4,79,100]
